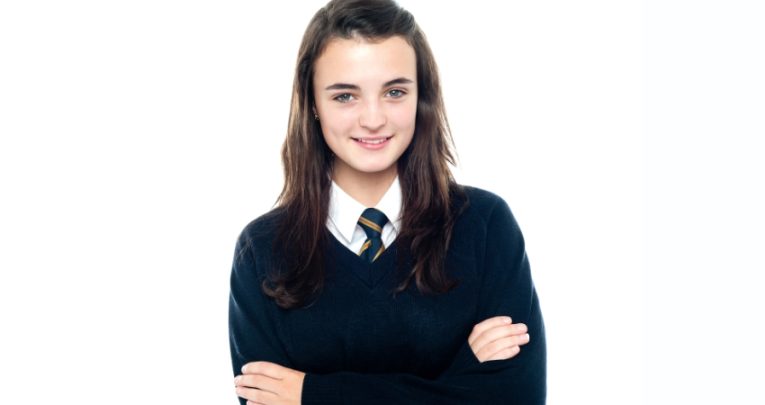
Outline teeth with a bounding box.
[358,138,388,144]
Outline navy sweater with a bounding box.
[229,186,546,404]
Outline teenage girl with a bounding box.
[230,1,546,404]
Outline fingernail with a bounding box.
[503,317,512,324]
[241,365,247,373]
[525,333,530,341]
[234,376,241,385]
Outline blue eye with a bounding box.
[334,93,353,103]
[388,89,406,98]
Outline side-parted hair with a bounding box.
[263,0,468,309]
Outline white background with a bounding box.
[0,1,762,404]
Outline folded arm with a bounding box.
[230,198,546,404]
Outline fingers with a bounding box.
[484,345,521,362]
[478,322,528,346]
[468,316,530,363]
[235,362,306,405]
[235,384,278,404]
[469,317,528,347]
[468,316,513,346]
[474,333,530,361]
[235,374,280,394]
[235,374,280,404]
[241,361,286,379]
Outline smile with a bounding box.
[352,136,393,144]
[351,136,393,150]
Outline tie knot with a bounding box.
[358,208,388,239]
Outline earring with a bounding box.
[314,113,319,121]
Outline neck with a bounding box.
[333,164,397,207]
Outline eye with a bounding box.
[387,89,406,98]
[333,93,354,103]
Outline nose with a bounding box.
[358,99,386,131]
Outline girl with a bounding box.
[230,1,546,404]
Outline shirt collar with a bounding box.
[328,176,402,243]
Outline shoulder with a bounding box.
[450,184,525,251]
[456,184,516,226]
[461,185,507,209]
[233,207,287,267]
[447,185,527,273]
[239,206,286,241]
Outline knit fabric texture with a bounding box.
[228,186,546,404]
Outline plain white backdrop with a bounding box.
[0,1,762,404]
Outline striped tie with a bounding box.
[357,208,389,263]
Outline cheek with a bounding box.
[391,101,418,134]
[320,111,356,139]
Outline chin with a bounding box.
[353,163,397,175]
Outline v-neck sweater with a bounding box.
[228,186,546,404]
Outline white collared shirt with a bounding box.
[327,176,402,255]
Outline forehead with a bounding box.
[314,36,417,85]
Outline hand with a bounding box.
[234,361,305,405]
[468,316,530,362]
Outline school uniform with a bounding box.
[229,179,546,404]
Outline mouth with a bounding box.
[352,136,393,145]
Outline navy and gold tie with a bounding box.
[357,208,389,263]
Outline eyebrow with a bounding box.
[324,77,414,91]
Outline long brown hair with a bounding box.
[263,0,468,309]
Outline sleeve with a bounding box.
[300,198,547,405]
[228,230,296,405]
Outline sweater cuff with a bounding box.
[439,341,481,379]
[302,373,344,404]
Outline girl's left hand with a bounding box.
[234,361,305,405]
